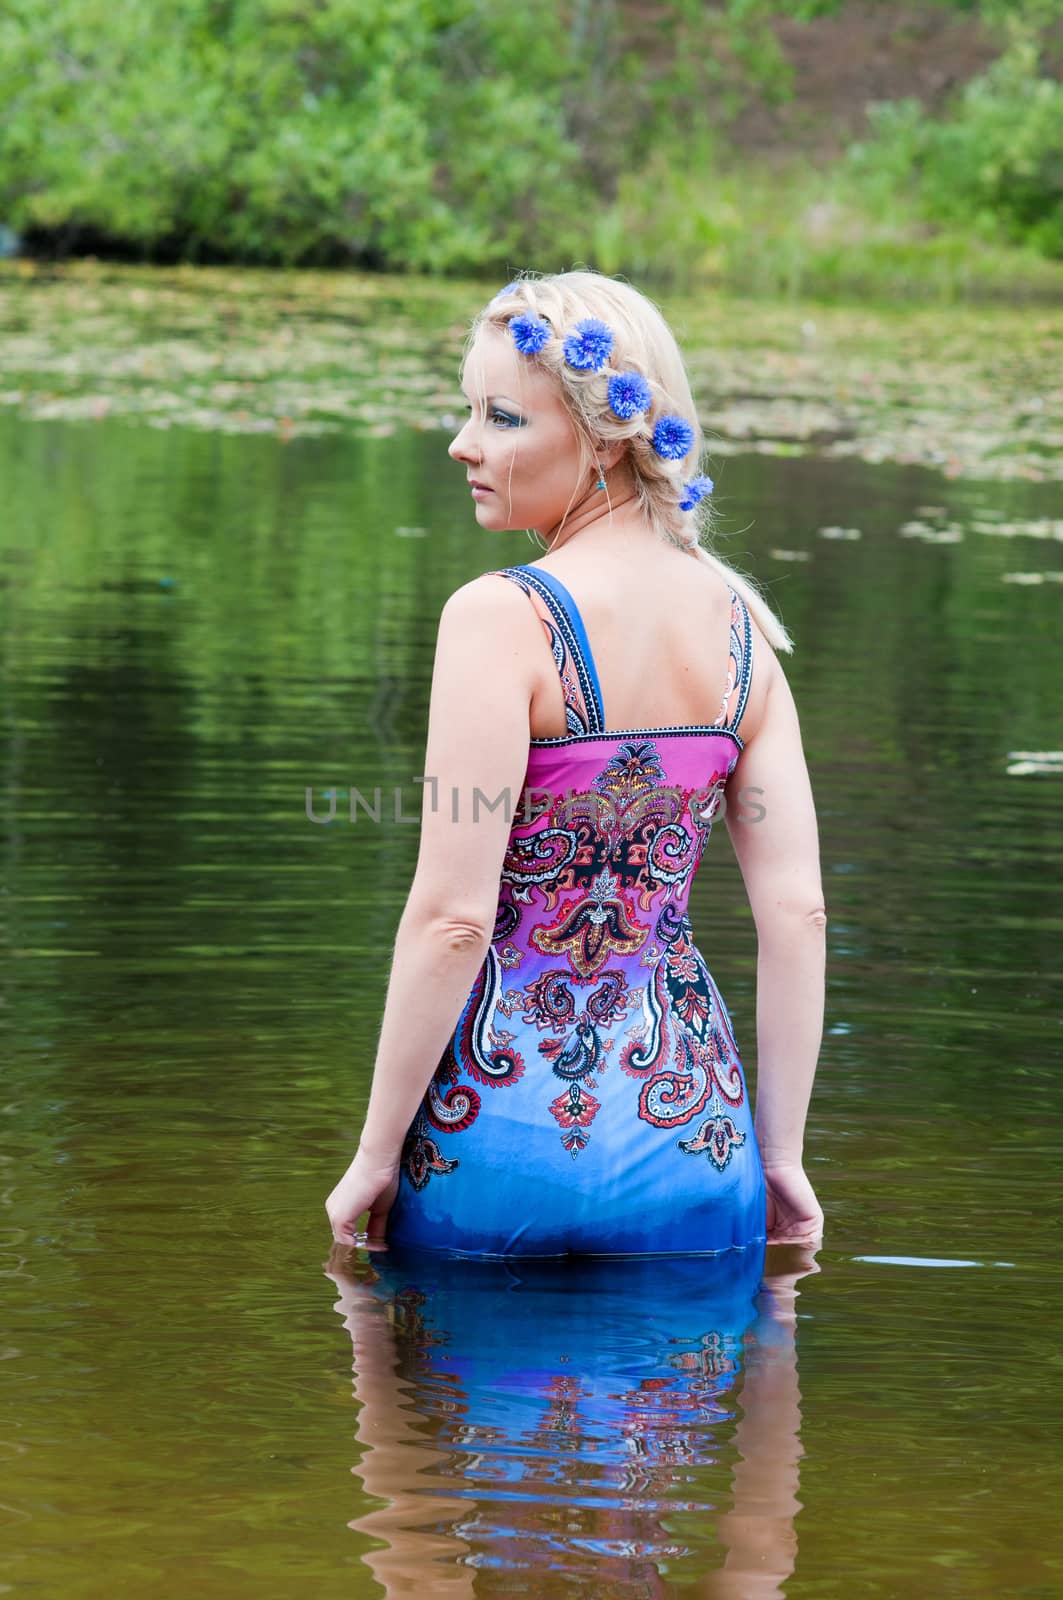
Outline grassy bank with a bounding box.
[583,159,1063,303]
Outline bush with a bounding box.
[849,34,1063,259]
[0,0,811,273]
[0,0,587,271]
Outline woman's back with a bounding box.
[510,547,770,746]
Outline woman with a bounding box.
[326,270,825,1256]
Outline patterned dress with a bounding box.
[387,563,765,1257]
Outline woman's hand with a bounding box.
[763,1161,823,1246]
[325,1147,401,1248]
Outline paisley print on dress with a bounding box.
[392,563,764,1253]
[402,726,748,1176]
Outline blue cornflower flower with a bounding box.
[652,414,695,460]
[563,318,614,372]
[492,279,521,301]
[509,312,551,354]
[607,371,653,419]
[678,474,714,512]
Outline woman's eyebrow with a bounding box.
[460,389,523,409]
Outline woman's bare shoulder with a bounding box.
[434,569,549,677]
[441,567,539,618]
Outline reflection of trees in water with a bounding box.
[0,416,442,1068]
[326,1245,817,1599]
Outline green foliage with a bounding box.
[0,0,585,270]
[848,34,1063,258]
[0,0,869,271]
[0,0,1061,285]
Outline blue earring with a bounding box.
[596,467,607,490]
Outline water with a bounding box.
[1,406,1061,1597]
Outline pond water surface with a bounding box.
[1,398,1061,1598]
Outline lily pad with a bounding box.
[1,261,1061,482]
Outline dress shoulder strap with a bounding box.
[489,564,606,737]
[713,589,754,740]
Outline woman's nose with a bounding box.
[448,418,480,464]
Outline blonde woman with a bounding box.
[326,270,825,1257]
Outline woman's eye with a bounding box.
[460,404,522,428]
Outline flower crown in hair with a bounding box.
[498,288,710,503]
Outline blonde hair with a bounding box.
[464,269,793,654]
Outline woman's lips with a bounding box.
[469,481,493,500]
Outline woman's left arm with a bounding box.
[325,576,539,1246]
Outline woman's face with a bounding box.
[448,325,589,533]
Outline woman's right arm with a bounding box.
[725,650,826,1244]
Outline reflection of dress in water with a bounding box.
[388,563,765,1257]
[354,1244,775,1594]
